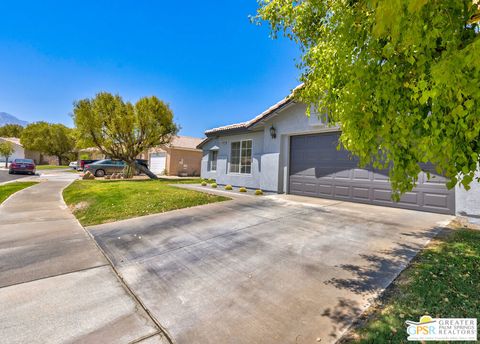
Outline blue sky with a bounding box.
[0,1,300,137]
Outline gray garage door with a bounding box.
[289,132,455,214]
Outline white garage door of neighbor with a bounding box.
[150,152,166,174]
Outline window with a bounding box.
[209,150,218,171]
[229,140,252,174]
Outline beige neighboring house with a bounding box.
[148,136,203,176]
[78,136,204,176]
[0,137,42,165]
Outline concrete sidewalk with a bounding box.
[0,177,168,344]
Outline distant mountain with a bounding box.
[0,112,29,127]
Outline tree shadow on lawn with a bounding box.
[321,226,450,340]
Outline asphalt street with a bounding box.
[0,170,32,183]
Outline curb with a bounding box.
[59,180,175,344]
[0,181,41,207]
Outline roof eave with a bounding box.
[247,99,296,130]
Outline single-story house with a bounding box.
[148,136,203,176]
[0,137,42,164]
[198,88,480,220]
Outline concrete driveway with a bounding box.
[88,193,452,344]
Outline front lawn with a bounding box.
[36,165,69,170]
[0,182,39,204]
[344,228,480,343]
[63,179,229,226]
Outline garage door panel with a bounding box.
[352,187,370,200]
[424,193,449,208]
[398,192,419,205]
[372,173,389,182]
[334,169,352,179]
[373,189,393,203]
[352,169,371,180]
[150,152,166,175]
[334,185,350,198]
[289,133,455,215]
[318,184,333,196]
[423,176,449,185]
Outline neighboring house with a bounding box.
[78,136,203,176]
[0,137,41,164]
[78,147,106,160]
[148,136,203,176]
[198,88,480,220]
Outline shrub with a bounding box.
[201,181,207,186]
[224,184,233,190]
[255,189,263,196]
[211,183,218,188]
[208,178,216,183]
[239,187,247,193]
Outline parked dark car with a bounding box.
[85,159,149,177]
[136,159,148,169]
[8,158,36,175]
[77,159,99,171]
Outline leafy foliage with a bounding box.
[0,141,15,167]
[73,92,178,179]
[257,0,480,196]
[20,122,75,165]
[0,124,24,137]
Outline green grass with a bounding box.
[63,179,229,226]
[345,228,480,343]
[0,182,39,204]
[36,165,69,170]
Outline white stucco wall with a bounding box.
[455,169,480,224]
[0,139,24,163]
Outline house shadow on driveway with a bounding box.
[321,227,451,341]
[88,196,452,344]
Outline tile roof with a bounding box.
[169,136,204,150]
[0,137,22,146]
[204,84,303,136]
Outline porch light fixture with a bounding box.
[270,125,277,139]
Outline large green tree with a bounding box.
[0,124,24,138]
[0,141,15,168]
[21,122,75,165]
[257,0,480,197]
[73,92,178,179]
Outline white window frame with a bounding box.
[209,150,218,172]
[229,139,252,174]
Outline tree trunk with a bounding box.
[57,155,62,166]
[5,157,8,168]
[134,161,158,179]
[124,161,135,179]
